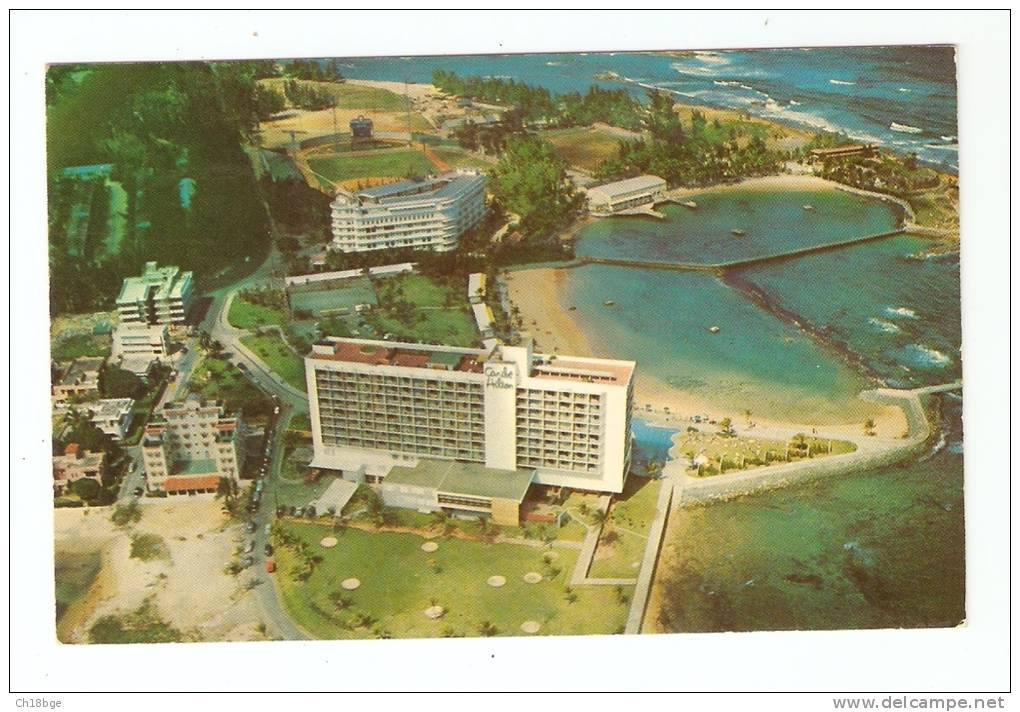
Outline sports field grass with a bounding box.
[307,149,434,189]
[541,126,625,172]
[274,521,631,639]
[240,332,307,392]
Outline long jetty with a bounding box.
[576,228,906,273]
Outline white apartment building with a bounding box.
[306,337,634,523]
[585,174,667,215]
[330,171,486,253]
[80,398,135,441]
[116,261,195,325]
[142,399,245,495]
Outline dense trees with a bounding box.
[488,135,582,248]
[99,366,146,400]
[46,62,273,315]
[595,92,784,186]
[433,70,644,131]
[283,79,336,111]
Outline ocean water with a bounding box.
[333,46,958,169]
[576,189,900,266]
[655,394,964,632]
[738,234,962,388]
[563,263,875,423]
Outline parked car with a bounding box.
[246,521,257,534]
[264,543,274,556]
[264,523,272,536]
[133,486,144,497]
[244,541,255,554]
[265,559,276,574]
[243,556,254,568]
[237,362,248,372]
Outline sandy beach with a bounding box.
[505,172,911,438]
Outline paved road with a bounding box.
[242,404,309,640]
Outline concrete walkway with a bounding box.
[624,476,676,634]
[569,494,611,587]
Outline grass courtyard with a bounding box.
[273,521,630,639]
[240,332,307,392]
[367,274,478,347]
[588,476,662,580]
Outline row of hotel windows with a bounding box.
[316,373,482,389]
[320,434,484,462]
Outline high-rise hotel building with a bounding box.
[329,170,486,254]
[306,337,635,523]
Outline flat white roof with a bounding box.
[586,174,666,199]
[285,262,416,287]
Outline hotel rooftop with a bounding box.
[311,339,488,373]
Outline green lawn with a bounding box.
[51,333,111,360]
[228,295,288,330]
[371,309,478,348]
[428,146,493,171]
[368,274,479,347]
[274,521,630,639]
[308,150,434,189]
[240,333,307,392]
[589,477,662,579]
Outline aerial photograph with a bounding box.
[46,45,963,644]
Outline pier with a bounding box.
[577,228,907,274]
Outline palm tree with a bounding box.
[476,620,498,637]
[590,507,608,527]
[329,592,353,612]
[864,418,876,436]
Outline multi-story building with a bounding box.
[141,398,245,495]
[116,261,194,326]
[330,171,486,254]
[112,323,170,376]
[306,337,634,524]
[52,443,106,497]
[79,398,135,441]
[585,174,667,215]
[51,356,106,404]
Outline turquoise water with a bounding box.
[738,234,961,388]
[564,264,874,423]
[576,189,900,266]
[656,394,964,632]
[631,418,680,465]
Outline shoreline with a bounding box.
[505,172,918,437]
[503,263,906,438]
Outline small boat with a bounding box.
[731,228,746,237]
[603,300,615,307]
[802,204,816,211]
[709,326,721,334]
[568,305,577,311]
[682,200,698,209]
